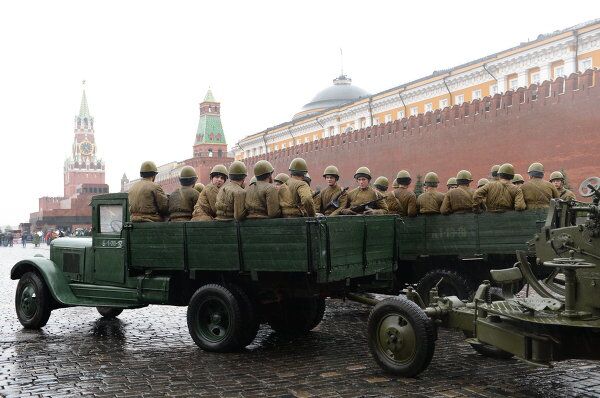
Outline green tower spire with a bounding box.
[195,89,226,145]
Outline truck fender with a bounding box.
[11,258,78,307]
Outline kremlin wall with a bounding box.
[240,69,600,196]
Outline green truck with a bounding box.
[11,192,546,372]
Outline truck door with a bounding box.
[93,201,126,285]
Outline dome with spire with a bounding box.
[293,75,370,120]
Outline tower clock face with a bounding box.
[79,140,94,156]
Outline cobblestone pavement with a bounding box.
[1,246,599,397]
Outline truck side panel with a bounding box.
[187,222,240,271]
[128,223,185,270]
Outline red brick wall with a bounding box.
[64,170,105,197]
[243,70,600,197]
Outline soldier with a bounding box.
[416,172,445,214]
[273,173,289,190]
[374,176,401,213]
[392,180,400,190]
[215,161,247,220]
[512,174,524,186]
[244,160,281,219]
[391,170,417,217]
[249,176,257,186]
[446,177,458,191]
[521,162,560,209]
[473,163,526,212]
[441,170,474,215]
[549,171,576,201]
[477,178,489,189]
[279,158,315,217]
[490,165,500,181]
[194,183,205,193]
[340,167,388,215]
[313,165,348,216]
[128,161,169,222]
[191,164,228,221]
[168,166,200,222]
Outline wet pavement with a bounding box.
[1,245,599,397]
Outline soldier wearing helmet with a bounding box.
[168,166,200,222]
[441,170,475,215]
[128,161,169,222]
[216,161,247,220]
[273,173,289,188]
[549,171,576,201]
[416,172,445,214]
[512,174,524,186]
[477,178,489,189]
[520,162,560,209]
[446,177,458,191]
[373,176,401,213]
[244,160,281,219]
[490,165,500,181]
[314,165,348,216]
[390,170,417,217]
[191,164,228,221]
[279,158,315,217]
[473,163,526,212]
[341,167,388,215]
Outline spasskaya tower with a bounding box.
[64,81,106,197]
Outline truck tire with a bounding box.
[226,284,260,348]
[96,307,124,318]
[187,284,243,352]
[268,297,322,335]
[416,269,472,305]
[367,297,436,377]
[15,272,52,329]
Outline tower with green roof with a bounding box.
[193,89,227,159]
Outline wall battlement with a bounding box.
[243,69,600,195]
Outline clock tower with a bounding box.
[63,81,106,197]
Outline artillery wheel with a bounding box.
[96,307,124,318]
[416,269,472,305]
[187,284,243,352]
[367,297,436,377]
[15,272,52,329]
[579,176,600,197]
[226,284,260,348]
[268,297,323,335]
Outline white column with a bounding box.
[539,63,551,82]
[563,52,577,76]
[496,75,506,94]
[518,71,528,88]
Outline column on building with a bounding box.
[496,74,506,94]
[517,70,528,88]
[563,49,577,75]
[539,63,552,82]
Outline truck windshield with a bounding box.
[99,205,123,233]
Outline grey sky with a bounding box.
[0,0,595,226]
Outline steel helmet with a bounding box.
[446,177,458,186]
[289,157,308,173]
[180,166,197,179]
[477,178,489,188]
[140,161,158,174]
[396,170,411,179]
[374,176,389,190]
[512,174,525,184]
[253,160,274,177]
[194,183,205,193]
[498,163,515,177]
[424,172,440,186]
[392,180,400,189]
[491,164,500,177]
[456,170,472,181]
[549,171,564,181]
[528,162,544,173]
[274,173,289,184]
[228,161,247,177]
[323,165,340,178]
[354,166,372,180]
[249,176,257,185]
[210,164,228,179]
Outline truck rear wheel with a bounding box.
[416,269,471,305]
[268,297,324,335]
[96,307,124,318]
[367,297,436,377]
[226,284,260,348]
[187,284,243,352]
[15,272,52,329]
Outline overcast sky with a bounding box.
[0,1,596,227]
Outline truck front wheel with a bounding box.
[187,284,243,352]
[15,272,52,329]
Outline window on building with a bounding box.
[208,149,214,157]
[580,58,592,71]
[554,66,565,78]
[454,95,464,106]
[410,106,418,116]
[245,150,250,158]
[304,136,309,143]
[359,117,367,128]
[252,148,256,156]
[373,118,379,125]
[508,78,518,90]
[328,126,334,136]
[439,99,448,109]
[281,143,286,149]
[490,84,498,95]
[472,89,482,100]
[259,147,263,154]
[530,72,540,84]
[397,110,405,119]
[384,114,392,123]
[424,103,433,112]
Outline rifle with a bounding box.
[350,196,384,213]
[312,189,321,198]
[325,187,349,210]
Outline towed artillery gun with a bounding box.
[367,177,600,377]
